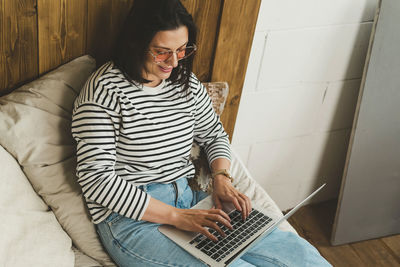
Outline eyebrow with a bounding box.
[152,42,188,50]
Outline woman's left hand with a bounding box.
[212,176,252,220]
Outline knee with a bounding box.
[245,229,331,267]
[276,230,332,266]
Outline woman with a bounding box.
[72,0,331,266]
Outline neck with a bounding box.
[144,79,162,87]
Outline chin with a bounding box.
[158,72,172,80]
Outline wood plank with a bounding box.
[181,0,223,82]
[382,235,400,262]
[88,0,221,80]
[87,0,134,67]
[350,239,400,267]
[289,199,400,267]
[0,0,38,94]
[38,0,87,74]
[211,0,261,140]
[313,201,367,267]
[288,200,365,266]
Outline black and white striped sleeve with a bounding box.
[192,75,232,164]
[71,101,150,221]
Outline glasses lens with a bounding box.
[177,49,186,59]
[178,46,196,60]
[155,52,171,62]
[151,45,196,62]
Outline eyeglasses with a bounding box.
[148,44,197,63]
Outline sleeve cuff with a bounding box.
[136,194,151,221]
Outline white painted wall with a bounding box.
[231,0,379,210]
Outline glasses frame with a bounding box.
[148,44,197,64]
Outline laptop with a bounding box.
[159,183,326,267]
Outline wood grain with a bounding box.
[87,0,134,67]
[0,0,38,94]
[1,0,259,136]
[288,199,400,267]
[288,200,364,266]
[181,0,223,82]
[38,0,87,74]
[87,0,222,80]
[382,235,400,263]
[351,239,400,266]
[211,0,261,140]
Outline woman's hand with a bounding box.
[212,175,252,220]
[142,197,232,241]
[171,208,233,242]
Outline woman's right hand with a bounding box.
[171,208,233,242]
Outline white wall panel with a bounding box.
[246,129,350,209]
[242,32,267,93]
[316,79,361,132]
[247,135,313,186]
[297,129,351,204]
[233,84,325,145]
[233,0,374,210]
[263,182,301,211]
[256,0,378,31]
[230,145,251,166]
[257,23,372,88]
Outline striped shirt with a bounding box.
[71,62,231,224]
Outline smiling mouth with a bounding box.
[159,66,173,73]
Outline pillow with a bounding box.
[0,145,74,267]
[0,55,115,266]
[203,82,229,116]
[188,82,229,192]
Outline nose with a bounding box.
[166,52,179,68]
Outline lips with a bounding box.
[159,66,173,73]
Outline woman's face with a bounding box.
[143,25,189,87]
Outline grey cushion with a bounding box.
[0,55,115,266]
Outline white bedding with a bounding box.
[0,145,75,267]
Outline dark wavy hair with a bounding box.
[112,0,197,91]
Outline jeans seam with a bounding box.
[244,252,289,267]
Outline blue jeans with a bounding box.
[96,177,331,267]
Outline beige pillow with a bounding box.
[0,55,114,266]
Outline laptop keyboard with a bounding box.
[189,209,272,262]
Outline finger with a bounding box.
[214,196,223,210]
[199,227,218,242]
[236,196,247,220]
[203,220,226,237]
[206,214,233,230]
[238,193,250,218]
[231,196,247,220]
[209,208,230,222]
[242,194,252,217]
[231,197,242,213]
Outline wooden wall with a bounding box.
[0,0,260,139]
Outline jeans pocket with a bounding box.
[105,212,124,226]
